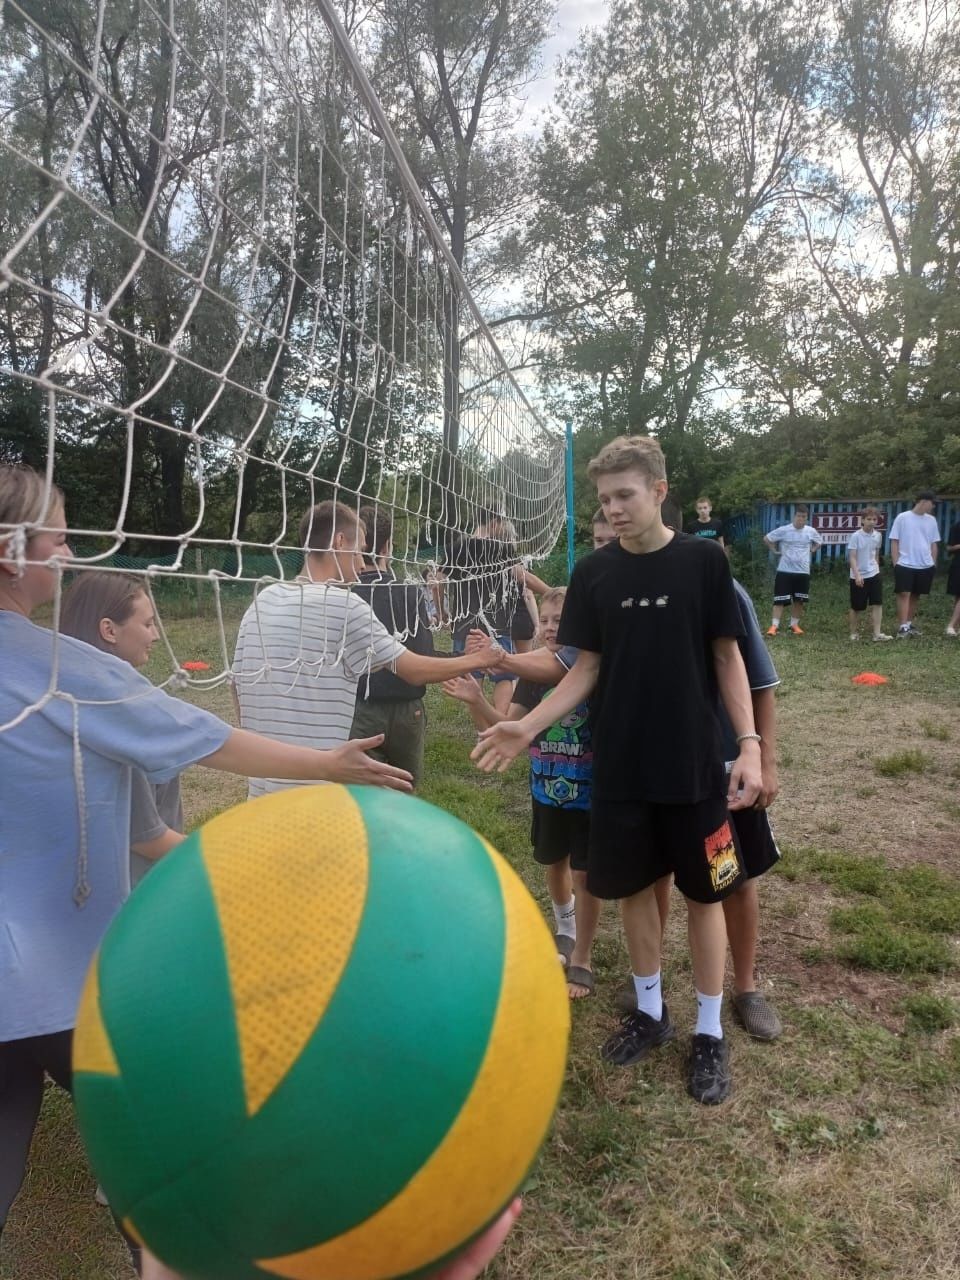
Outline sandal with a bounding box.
[566,965,595,997]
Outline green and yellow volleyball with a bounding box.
[73,786,569,1280]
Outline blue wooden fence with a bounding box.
[731,498,960,566]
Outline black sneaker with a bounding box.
[601,1005,676,1066]
[687,1033,731,1104]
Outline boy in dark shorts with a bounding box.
[445,589,600,999]
[615,578,783,1038]
[764,506,822,635]
[473,436,762,1104]
[890,491,940,637]
[847,507,892,642]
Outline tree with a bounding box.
[530,0,824,453]
[370,0,551,466]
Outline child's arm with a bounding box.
[752,686,778,808]
[472,652,600,773]
[763,533,778,553]
[200,729,412,790]
[712,637,762,808]
[522,568,551,596]
[132,828,187,861]
[849,543,862,586]
[497,646,567,683]
[890,536,900,565]
[443,675,503,731]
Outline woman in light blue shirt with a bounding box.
[0,465,411,1265]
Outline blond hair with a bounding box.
[540,586,567,609]
[587,435,666,485]
[0,465,63,530]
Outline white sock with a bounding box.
[769,616,779,629]
[695,991,723,1040]
[633,971,663,1021]
[789,616,799,627]
[899,622,910,631]
[553,897,576,940]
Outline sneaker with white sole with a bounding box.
[873,633,893,642]
[947,627,958,638]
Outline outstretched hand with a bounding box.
[141,1200,522,1280]
[471,721,531,773]
[464,628,491,655]
[329,736,413,791]
[442,674,484,704]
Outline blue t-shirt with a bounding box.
[0,612,230,1039]
[512,678,592,811]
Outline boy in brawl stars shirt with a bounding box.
[444,589,601,1000]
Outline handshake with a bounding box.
[462,628,513,673]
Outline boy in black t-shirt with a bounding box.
[473,436,762,1105]
[684,496,725,548]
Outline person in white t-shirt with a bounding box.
[889,490,940,638]
[847,507,892,642]
[763,506,823,636]
[232,499,503,796]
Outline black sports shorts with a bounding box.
[773,571,810,604]
[587,791,745,904]
[849,576,883,610]
[893,565,934,596]
[530,802,589,872]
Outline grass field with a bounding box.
[4,570,960,1280]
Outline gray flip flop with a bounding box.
[566,965,595,995]
[554,933,575,965]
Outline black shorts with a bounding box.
[587,792,745,904]
[729,806,781,880]
[510,606,537,643]
[773,571,810,604]
[894,565,935,596]
[849,575,882,610]
[530,801,589,872]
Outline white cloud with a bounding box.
[520,0,609,125]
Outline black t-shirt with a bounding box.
[557,534,744,804]
[441,532,519,635]
[353,569,436,702]
[684,517,725,543]
[948,521,960,554]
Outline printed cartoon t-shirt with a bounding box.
[512,678,593,811]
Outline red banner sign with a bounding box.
[810,510,887,545]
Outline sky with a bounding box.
[519,0,608,127]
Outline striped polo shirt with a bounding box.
[233,578,406,797]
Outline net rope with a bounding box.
[1,0,565,694]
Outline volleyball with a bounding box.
[72,786,569,1280]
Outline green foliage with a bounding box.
[874,749,934,777]
[901,995,958,1033]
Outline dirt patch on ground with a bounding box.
[770,683,958,872]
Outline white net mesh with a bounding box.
[0,0,565,685]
